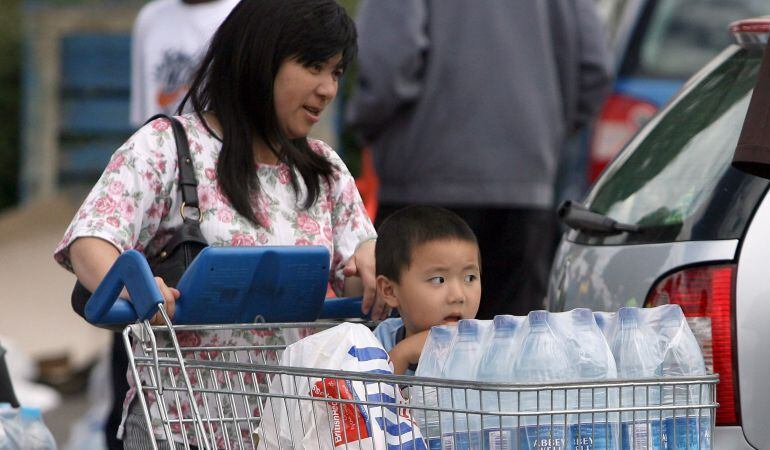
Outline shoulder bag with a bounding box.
[71,114,209,319]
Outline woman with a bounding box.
[54,0,381,447]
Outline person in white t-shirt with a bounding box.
[130,0,239,126]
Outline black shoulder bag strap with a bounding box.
[71,114,207,319]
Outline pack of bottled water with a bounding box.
[410,305,711,450]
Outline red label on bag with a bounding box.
[311,378,370,446]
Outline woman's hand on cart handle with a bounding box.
[344,239,388,320]
[148,277,180,326]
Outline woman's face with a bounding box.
[273,54,343,140]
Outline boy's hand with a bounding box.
[389,330,430,375]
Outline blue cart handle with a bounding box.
[84,250,165,326]
[318,296,364,319]
[319,297,398,320]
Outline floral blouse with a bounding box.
[53,114,376,446]
[54,113,375,292]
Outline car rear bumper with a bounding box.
[715,426,755,449]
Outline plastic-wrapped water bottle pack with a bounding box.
[0,403,58,449]
[410,305,711,450]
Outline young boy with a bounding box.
[373,206,481,374]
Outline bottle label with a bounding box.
[518,424,567,450]
[426,437,442,450]
[441,431,481,449]
[482,427,517,450]
[663,416,712,450]
[568,423,616,450]
[620,421,663,450]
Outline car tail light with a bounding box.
[588,94,657,183]
[646,264,739,426]
[730,17,770,48]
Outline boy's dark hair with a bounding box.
[376,206,479,281]
[179,0,357,226]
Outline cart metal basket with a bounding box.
[124,319,718,450]
[88,249,717,449]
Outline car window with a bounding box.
[576,48,769,246]
[620,0,768,79]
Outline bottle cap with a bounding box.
[528,310,549,326]
[457,319,478,336]
[20,406,42,420]
[493,315,518,333]
[431,325,454,342]
[618,307,640,327]
[571,308,595,326]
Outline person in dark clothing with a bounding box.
[347,0,613,317]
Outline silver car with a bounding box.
[547,18,770,449]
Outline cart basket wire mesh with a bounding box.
[123,321,717,450]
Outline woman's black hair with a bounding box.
[178,0,357,226]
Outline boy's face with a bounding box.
[378,238,481,336]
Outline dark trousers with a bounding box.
[106,332,130,449]
[375,204,557,319]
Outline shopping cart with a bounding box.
[86,248,719,450]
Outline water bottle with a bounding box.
[566,308,618,450]
[513,311,575,450]
[611,307,663,450]
[440,319,483,449]
[0,405,57,450]
[593,311,615,339]
[19,407,57,449]
[657,307,711,450]
[0,403,23,449]
[414,325,456,450]
[477,315,522,450]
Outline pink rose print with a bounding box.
[323,224,333,242]
[217,208,234,223]
[106,154,125,172]
[118,199,135,216]
[295,237,311,246]
[108,181,124,196]
[321,197,333,214]
[250,329,276,338]
[341,182,357,204]
[106,216,120,228]
[278,164,291,185]
[61,228,73,244]
[255,209,272,229]
[258,233,269,245]
[152,119,170,132]
[94,196,116,215]
[176,331,202,348]
[157,159,167,173]
[231,232,256,246]
[147,204,161,220]
[297,213,320,234]
[199,188,211,210]
[205,168,216,181]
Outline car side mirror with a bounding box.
[733,43,770,179]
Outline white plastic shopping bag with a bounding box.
[257,322,427,450]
